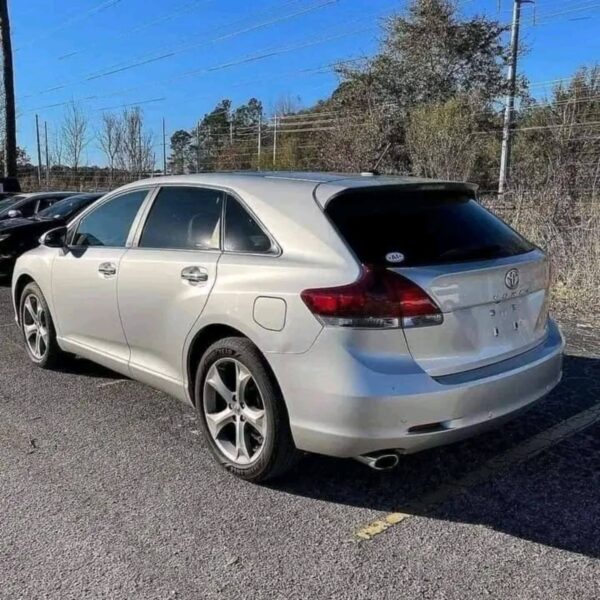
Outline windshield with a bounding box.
[0,198,16,211]
[36,195,96,220]
[0,194,32,216]
[0,195,25,212]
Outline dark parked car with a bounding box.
[0,193,103,276]
[0,191,76,221]
[0,194,25,213]
[0,191,21,202]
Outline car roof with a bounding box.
[117,172,477,208]
[19,191,77,198]
[10,191,77,204]
[61,192,104,200]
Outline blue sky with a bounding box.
[12,0,600,166]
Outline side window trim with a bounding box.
[130,184,225,253]
[126,183,280,256]
[223,193,281,257]
[67,187,153,249]
[129,185,162,248]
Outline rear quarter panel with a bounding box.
[181,181,361,399]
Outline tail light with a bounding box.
[301,266,443,329]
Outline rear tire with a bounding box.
[195,337,300,482]
[19,282,65,369]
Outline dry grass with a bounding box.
[484,188,600,322]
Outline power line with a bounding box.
[58,0,212,61]
[86,0,339,83]
[94,97,167,112]
[533,0,600,22]
[14,0,122,51]
[21,0,324,98]
[18,24,374,114]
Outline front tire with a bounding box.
[195,337,299,482]
[20,282,64,369]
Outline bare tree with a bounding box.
[271,93,302,117]
[50,131,64,167]
[117,107,154,178]
[61,102,88,171]
[97,112,123,185]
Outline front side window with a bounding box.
[18,199,38,218]
[224,196,273,254]
[72,189,148,247]
[139,186,222,250]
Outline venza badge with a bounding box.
[505,268,520,290]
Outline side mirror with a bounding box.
[7,209,22,218]
[40,226,68,248]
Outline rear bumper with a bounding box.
[271,319,564,458]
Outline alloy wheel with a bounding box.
[22,293,49,361]
[203,357,267,465]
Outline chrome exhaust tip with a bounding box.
[354,452,399,471]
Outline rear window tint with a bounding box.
[326,189,534,267]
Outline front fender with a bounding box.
[12,248,58,329]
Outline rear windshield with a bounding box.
[326,189,534,267]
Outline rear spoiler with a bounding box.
[318,181,480,208]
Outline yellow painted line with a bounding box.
[355,512,411,541]
[355,401,600,542]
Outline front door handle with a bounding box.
[98,262,117,277]
[181,266,208,284]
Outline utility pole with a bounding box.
[162,118,167,175]
[272,114,277,167]
[44,121,50,188]
[257,111,262,170]
[196,122,201,173]
[35,114,42,188]
[0,0,17,178]
[137,121,143,178]
[499,0,532,195]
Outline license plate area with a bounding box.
[489,299,524,340]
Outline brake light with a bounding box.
[301,266,443,329]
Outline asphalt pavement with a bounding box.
[0,284,599,599]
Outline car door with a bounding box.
[51,188,150,372]
[117,186,223,396]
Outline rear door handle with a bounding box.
[181,266,208,284]
[98,262,117,277]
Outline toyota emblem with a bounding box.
[505,268,520,290]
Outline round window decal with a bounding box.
[385,251,405,264]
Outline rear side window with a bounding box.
[72,189,147,247]
[326,189,534,267]
[224,196,273,253]
[139,186,222,250]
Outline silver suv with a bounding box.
[12,173,564,481]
